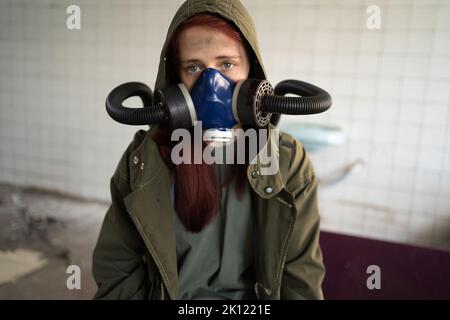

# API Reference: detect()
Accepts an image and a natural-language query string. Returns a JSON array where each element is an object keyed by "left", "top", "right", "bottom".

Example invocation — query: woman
[{"left": 92, "top": 0, "right": 325, "bottom": 300}]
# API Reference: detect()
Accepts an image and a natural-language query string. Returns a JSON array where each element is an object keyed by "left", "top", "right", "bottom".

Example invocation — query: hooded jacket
[{"left": 92, "top": 0, "right": 325, "bottom": 300}]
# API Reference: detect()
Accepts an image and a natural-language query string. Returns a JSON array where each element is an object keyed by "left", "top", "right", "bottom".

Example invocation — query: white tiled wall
[{"left": 0, "top": 0, "right": 449, "bottom": 250}]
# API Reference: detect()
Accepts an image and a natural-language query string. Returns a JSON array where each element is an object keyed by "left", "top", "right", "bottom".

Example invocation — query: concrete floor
[{"left": 0, "top": 183, "right": 107, "bottom": 299}]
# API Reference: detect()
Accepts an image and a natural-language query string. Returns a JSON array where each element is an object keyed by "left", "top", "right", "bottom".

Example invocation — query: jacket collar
[
  {"left": 246, "top": 125, "right": 286, "bottom": 201},
  {"left": 129, "top": 125, "right": 288, "bottom": 201}
]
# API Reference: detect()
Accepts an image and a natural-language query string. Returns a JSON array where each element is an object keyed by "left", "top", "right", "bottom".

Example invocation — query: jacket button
[
  {"left": 265, "top": 186, "right": 273, "bottom": 194},
  {"left": 133, "top": 156, "right": 139, "bottom": 165},
  {"left": 251, "top": 170, "right": 260, "bottom": 178}
]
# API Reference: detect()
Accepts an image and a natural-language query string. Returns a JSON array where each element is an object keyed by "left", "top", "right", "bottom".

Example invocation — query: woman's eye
[
  {"left": 187, "top": 65, "right": 200, "bottom": 73},
  {"left": 222, "top": 62, "right": 235, "bottom": 70}
]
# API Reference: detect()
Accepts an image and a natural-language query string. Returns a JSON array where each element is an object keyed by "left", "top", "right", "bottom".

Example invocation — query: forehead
[{"left": 177, "top": 26, "right": 244, "bottom": 60}]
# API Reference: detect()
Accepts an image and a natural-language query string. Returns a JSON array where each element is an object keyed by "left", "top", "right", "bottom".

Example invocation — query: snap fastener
[
  {"left": 255, "top": 282, "right": 272, "bottom": 298},
  {"left": 140, "top": 162, "right": 145, "bottom": 170},
  {"left": 265, "top": 186, "right": 273, "bottom": 194},
  {"left": 251, "top": 170, "right": 260, "bottom": 178},
  {"left": 133, "top": 156, "right": 139, "bottom": 165}
]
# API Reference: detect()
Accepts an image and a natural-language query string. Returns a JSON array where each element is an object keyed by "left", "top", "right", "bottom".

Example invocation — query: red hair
[{"left": 154, "top": 14, "right": 248, "bottom": 233}]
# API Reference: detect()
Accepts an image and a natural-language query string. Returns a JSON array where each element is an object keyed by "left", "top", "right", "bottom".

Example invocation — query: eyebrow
[{"left": 180, "top": 55, "right": 241, "bottom": 64}]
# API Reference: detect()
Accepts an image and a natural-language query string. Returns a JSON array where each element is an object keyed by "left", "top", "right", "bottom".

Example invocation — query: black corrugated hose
[
  {"left": 262, "top": 80, "right": 332, "bottom": 115},
  {"left": 105, "top": 82, "right": 166, "bottom": 125}
]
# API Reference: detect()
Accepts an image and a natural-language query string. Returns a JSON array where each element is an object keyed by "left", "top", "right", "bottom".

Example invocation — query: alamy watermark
[
  {"left": 366, "top": 264, "right": 381, "bottom": 290},
  {"left": 366, "top": 5, "right": 381, "bottom": 30},
  {"left": 66, "top": 5, "right": 81, "bottom": 30},
  {"left": 66, "top": 264, "right": 81, "bottom": 290},
  {"left": 170, "top": 122, "right": 280, "bottom": 176}
]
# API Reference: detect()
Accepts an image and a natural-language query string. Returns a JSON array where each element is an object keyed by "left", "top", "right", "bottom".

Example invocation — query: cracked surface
[{"left": 0, "top": 183, "right": 107, "bottom": 299}]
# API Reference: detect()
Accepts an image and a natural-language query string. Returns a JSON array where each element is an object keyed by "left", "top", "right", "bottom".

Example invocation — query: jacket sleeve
[
  {"left": 91, "top": 132, "right": 149, "bottom": 299},
  {"left": 281, "top": 140, "right": 325, "bottom": 300}
]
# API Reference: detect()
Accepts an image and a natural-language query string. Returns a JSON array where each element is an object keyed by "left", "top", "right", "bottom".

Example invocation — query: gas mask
[
  {"left": 190, "top": 68, "right": 238, "bottom": 142},
  {"left": 105, "top": 68, "right": 333, "bottom": 141}
]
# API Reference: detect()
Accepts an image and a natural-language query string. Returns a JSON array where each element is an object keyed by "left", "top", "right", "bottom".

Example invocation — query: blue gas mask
[{"left": 190, "top": 68, "right": 238, "bottom": 142}]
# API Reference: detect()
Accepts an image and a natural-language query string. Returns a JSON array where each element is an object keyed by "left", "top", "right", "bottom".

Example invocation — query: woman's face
[{"left": 177, "top": 26, "right": 250, "bottom": 91}]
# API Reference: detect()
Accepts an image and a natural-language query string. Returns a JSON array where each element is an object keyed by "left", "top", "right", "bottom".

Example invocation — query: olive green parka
[{"left": 92, "top": 0, "right": 325, "bottom": 300}]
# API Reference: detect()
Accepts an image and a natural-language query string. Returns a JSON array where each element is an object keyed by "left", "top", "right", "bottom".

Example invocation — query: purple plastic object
[{"left": 320, "top": 231, "right": 450, "bottom": 299}]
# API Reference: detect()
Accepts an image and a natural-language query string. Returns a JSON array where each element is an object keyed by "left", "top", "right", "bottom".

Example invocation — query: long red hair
[{"left": 153, "top": 14, "right": 248, "bottom": 233}]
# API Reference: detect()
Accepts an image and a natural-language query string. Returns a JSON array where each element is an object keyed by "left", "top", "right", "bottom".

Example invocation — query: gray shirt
[{"left": 171, "top": 163, "right": 256, "bottom": 300}]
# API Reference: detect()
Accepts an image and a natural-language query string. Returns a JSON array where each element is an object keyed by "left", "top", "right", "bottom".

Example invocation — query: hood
[{"left": 154, "top": 0, "right": 267, "bottom": 92}]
